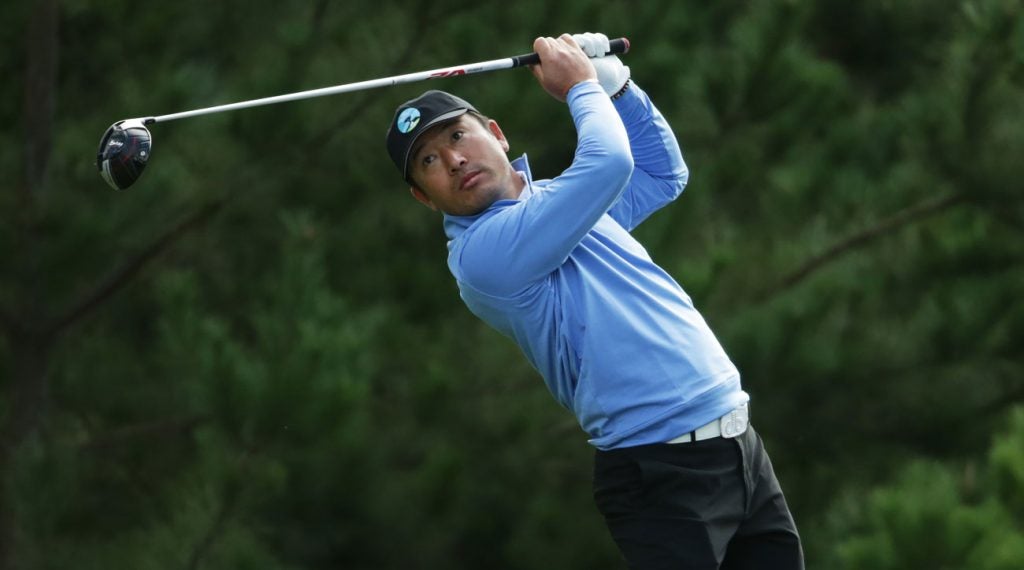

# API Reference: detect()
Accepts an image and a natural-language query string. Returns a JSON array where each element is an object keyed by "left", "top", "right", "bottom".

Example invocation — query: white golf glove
[{"left": 572, "top": 32, "right": 630, "bottom": 97}]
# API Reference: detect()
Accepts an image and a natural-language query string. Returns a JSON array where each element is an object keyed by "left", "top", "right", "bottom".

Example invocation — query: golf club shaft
[{"left": 145, "top": 38, "right": 629, "bottom": 125}]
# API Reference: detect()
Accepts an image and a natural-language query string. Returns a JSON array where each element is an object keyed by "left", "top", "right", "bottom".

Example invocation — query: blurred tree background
[{"left": 1, "top": 0, "right": 1022, "bottom": 568}]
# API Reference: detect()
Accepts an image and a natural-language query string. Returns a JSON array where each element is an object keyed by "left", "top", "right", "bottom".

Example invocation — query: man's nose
[{"left": 443, "top": 148, "right": 467, "bottom": 173}]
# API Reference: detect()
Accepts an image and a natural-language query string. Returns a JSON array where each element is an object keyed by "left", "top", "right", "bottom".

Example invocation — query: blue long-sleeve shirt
[{"left": 442, "top": 80, "right": 748, "bottom": 449}]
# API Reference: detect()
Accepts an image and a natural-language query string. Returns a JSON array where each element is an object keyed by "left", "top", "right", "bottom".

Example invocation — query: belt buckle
[{"left": 720, "top": 402, "right": 749, "bottom": 439}]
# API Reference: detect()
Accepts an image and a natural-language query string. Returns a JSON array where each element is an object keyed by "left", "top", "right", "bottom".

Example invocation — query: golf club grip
[{"left": 511, "top": 37, "right": 630, "bottom": 68}]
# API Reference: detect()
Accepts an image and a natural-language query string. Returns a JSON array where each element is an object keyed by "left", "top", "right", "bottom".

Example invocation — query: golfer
[{"left": 385, "top": 33, "right": 803, "bottom": 569}]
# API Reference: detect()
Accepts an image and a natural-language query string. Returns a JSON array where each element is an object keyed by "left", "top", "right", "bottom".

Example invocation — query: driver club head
[{"left": 96, "top": 118, "right": 152, "bottom": 190}]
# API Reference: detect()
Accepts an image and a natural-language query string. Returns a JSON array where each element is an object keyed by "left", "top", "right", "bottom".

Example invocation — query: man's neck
[{"left": 509, "top": 165, "right": 527, "bottom": 199}]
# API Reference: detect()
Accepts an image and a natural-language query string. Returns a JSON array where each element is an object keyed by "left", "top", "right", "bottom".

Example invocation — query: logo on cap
[{"left": 397, "top": 108, "right": 421, "bottom": 134}]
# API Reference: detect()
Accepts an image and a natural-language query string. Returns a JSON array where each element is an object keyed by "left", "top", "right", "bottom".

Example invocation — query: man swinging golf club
[{"left": 386, "top": 33, "right": 804, "bottom": 569}]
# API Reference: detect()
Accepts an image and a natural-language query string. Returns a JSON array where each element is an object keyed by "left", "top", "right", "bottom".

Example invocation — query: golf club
[{"left": 97, "top": 38, "right": 630, "bottom": 191}]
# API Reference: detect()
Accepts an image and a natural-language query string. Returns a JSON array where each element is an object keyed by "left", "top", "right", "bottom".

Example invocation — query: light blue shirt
[{"left": 442, "top": 80, "right": 748, "bottom": 449}]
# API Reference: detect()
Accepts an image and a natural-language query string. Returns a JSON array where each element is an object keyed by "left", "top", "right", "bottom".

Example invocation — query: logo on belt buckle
[{"left": 720, "top": 403, "right": 749, "bottom": 438}]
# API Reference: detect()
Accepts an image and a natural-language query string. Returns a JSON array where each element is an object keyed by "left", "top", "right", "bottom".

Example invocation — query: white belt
[{"left": 667, "top": 403, "right": 749, "bottom": 444}]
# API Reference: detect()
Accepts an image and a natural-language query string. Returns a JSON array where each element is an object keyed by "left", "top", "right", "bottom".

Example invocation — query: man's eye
[
  {"left": 452, "top": 130, "right": 464, "bottom": 141},
  {"left": 422, "top": 154, "right": 436, "bottom": 166}
]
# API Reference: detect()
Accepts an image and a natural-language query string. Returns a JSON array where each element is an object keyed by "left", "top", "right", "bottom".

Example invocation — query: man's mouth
[{"left": 460, "top": 170, "right": 482, "bottom": 190}]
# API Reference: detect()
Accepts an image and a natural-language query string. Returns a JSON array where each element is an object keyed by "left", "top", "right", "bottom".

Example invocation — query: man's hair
[{"left": 466, "top": 110, "right": 490, "bottom": 128}]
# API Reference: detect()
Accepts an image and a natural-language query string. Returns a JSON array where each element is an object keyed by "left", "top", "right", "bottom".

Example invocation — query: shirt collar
[{"left": 442, "top": 153, "right": 534, "bottom": 239}]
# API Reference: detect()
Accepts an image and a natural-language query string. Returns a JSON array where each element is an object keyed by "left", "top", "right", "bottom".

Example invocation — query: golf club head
[{"left": 96, "top": 118, "right": 152, "bottom": 190}]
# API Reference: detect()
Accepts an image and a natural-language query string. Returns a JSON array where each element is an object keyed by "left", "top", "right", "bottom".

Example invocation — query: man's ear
[
  {"left": 488, "top": 119, "right": 510, "bottom": 153},
  {"left": 409, "top": 186, "right": 437, "bottom": 211}
]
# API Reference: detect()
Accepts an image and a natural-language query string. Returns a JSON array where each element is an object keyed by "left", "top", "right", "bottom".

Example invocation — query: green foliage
[
  {"left": 1, "top": 0, "right": 1023, "bottom": 568},
  {"left": 825, "top": 407, "right": 1024, "bottom": 570},
  {"left": 991, "top": 408, "right": 1024, "bottom": 525}
]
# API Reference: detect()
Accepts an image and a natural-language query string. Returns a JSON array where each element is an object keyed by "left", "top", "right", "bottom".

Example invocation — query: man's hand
[
  {"left": 529, "top": 34, "right": 598, "bottom": 102},
  {"left": 572, "top": 32, "right": 630, "bottom": 97}
]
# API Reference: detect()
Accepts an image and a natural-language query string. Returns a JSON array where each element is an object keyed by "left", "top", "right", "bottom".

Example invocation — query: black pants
[{"left": 593, "top": 425, "right": 803, "bottom": 569}]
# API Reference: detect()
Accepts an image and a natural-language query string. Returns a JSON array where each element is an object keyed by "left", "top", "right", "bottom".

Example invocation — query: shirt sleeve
[
  {"left": 606, "top": 82, "right": 689, "bottom": 232},
  {"left": 450, "top": 81, "right": 634, "bottom": 298}
]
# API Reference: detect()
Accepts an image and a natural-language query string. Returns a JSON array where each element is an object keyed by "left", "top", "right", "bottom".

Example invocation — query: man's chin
[{"left": 446, "top": 194, "right": 490, "bottom": 217}]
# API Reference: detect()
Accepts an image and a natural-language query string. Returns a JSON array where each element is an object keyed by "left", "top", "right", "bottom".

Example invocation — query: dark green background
[{"left": 2, "top": 0, "right": 1023, "bottom": 568}]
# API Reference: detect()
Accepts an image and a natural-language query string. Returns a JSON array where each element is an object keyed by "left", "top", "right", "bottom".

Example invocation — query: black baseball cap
[{"left": 386, "top": 90, "right": 478, "bottom": 183}]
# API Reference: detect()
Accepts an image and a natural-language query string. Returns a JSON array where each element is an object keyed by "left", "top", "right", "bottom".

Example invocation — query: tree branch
[
  {"left": 44, "top": 198, "right": 227, "bottom": 337},
  {"left": 305, "top": 0, "right": 482, "bottom": 150},
  {"left": 758, "top": 191, "right": 968, "bottom": 301},
  {"left": 310, "top": 0, "right": 330, "bottom": 37},
  {"left": 859, "top": 381, "right": 1024, "bottom": 456},
  {"left": 185, "top": 484, "right": 238, "bottom": 570},
  {"left": 184, "top": 447, "right": 256, "bottom": 570},
  {"left": 1, "top": 3, "right": 58, "bottom": 568},
  {"left": 978, "top": 201, "right": 1024, "bottom": 234},
  {"left": 78, "top": 415, "right": 210, "bottom": 451},
  {"left": 21, "top": 0, "right": 58, "bottom": 201}
]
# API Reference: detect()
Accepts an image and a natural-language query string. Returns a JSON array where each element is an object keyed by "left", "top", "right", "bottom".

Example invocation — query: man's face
[{"left": 408, "top": 114, "right": 521, "bottom": 216}]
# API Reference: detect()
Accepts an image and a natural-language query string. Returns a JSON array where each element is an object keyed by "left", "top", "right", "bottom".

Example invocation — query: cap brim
[{"left": 402, "top": 108, "right": 471, "bottom": 182}]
